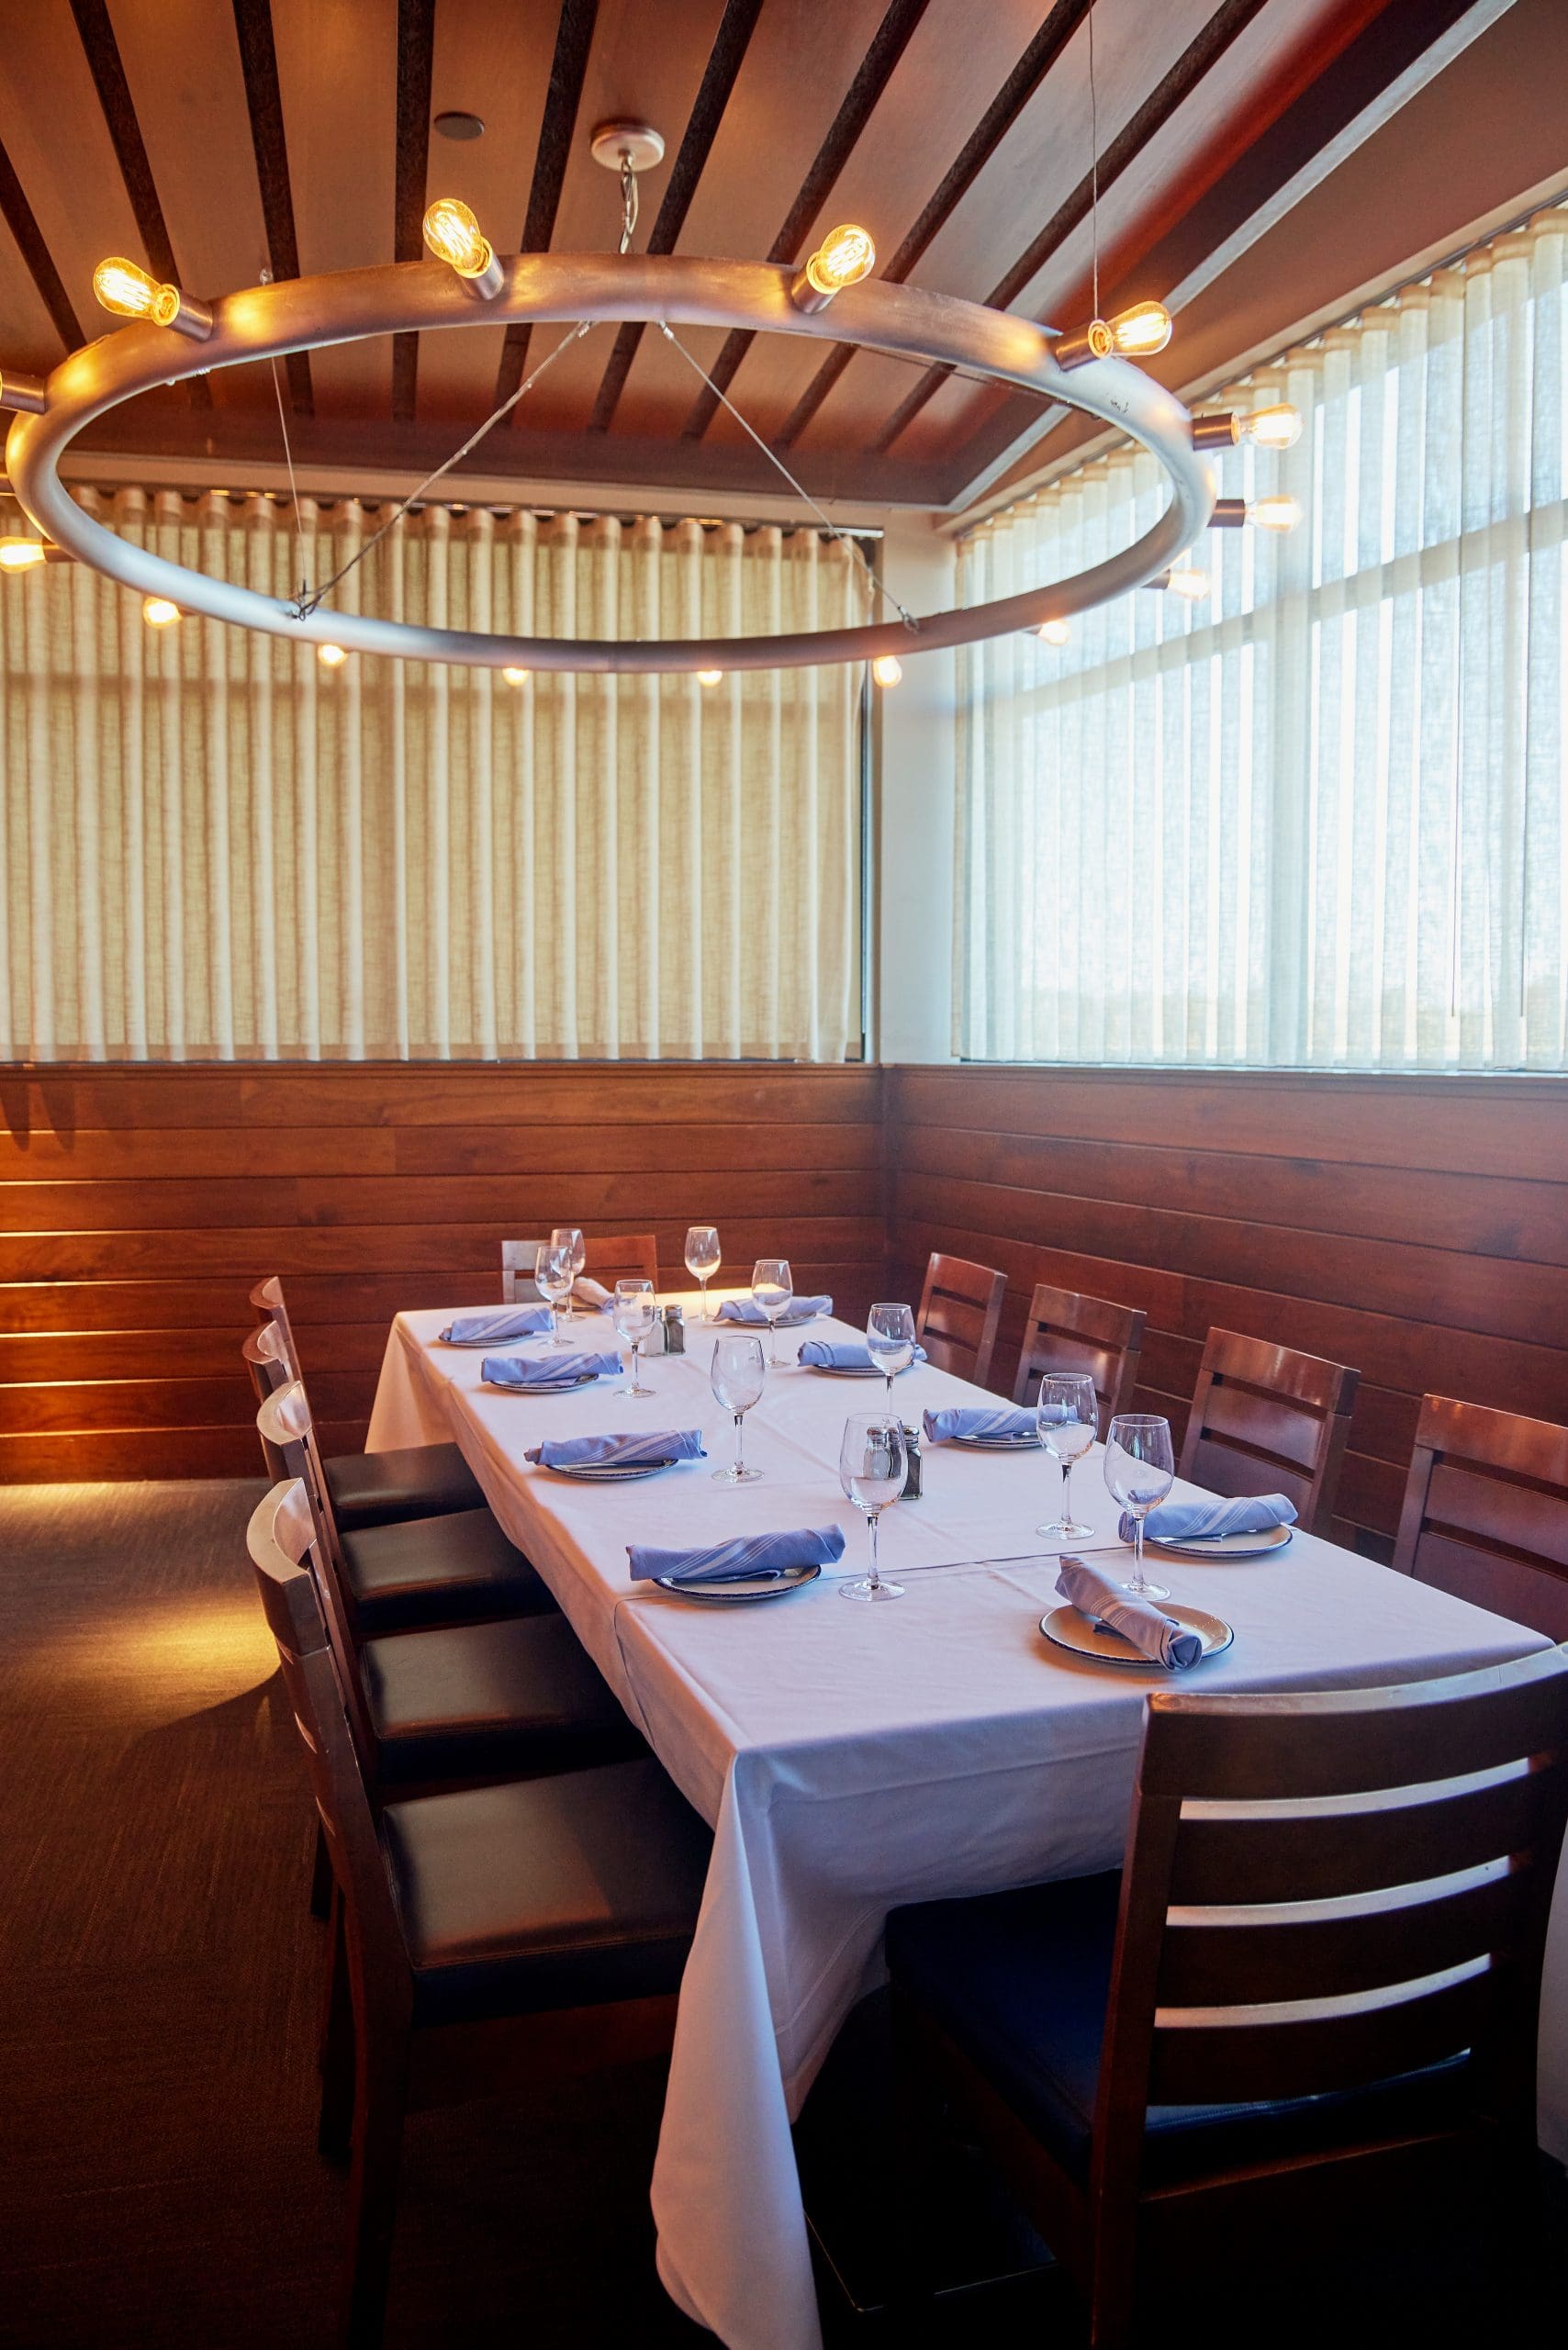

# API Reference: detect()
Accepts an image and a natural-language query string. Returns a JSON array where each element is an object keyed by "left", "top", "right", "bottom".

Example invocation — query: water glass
[
  {"left": 1103, "top": 1414, "right": 1176, "bottom": 1599},
  {"left": 1037, "top": 1371, "right": 1098, "bottom": 1539},
  {"left": 551, "top": 1226, "right": 587, "bottom": 1322},
  {"left": 534, "top": 1241, "right": 575, "bottom": 1347},
  {"left": 685, "top": 1225, "right": 722, "bottom": 1322},
  {"left": 612, "top": 1278, "right": 657, "bottom": 1399},
  {"left": 710, "top": 1335, "right": 766, "bottom": 1484},
  {"left": 751, "top": 1258, "right": 793, "bottom": 1366},
  {"left": 866, "top": 1303, "right": 916, "bottom": 1401},
  {"left": 837, "top": 1415, "right": 907, "bottom": 1602}
]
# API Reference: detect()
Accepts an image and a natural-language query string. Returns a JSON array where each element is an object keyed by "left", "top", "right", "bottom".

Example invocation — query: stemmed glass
[
  {"left": 1037, "top": 1371, "right": 1099, "bottom": 1539},
  {"left": 612, "top": 1279, "right": 657, "bottom": 1399},
  {"left": 711, "top": 1336, "right": 765, "bottom": 1484},
  {"left": 685, "top": 1225, "right": 722, "bottom": 1323},
  {"left": 534, "top": 1241, "right": 575, "bottom": 1348},
  {"left": 1103, "top": 1414, "right": 1176, "bottom": 1601},
  {"left": 751, "top": 1258, "right": 793, "bottom": 1366},
  {"left": 838, "top": 1415, "right": 907, "bottom": 1602},
  {"left": 866, "top": 1304, "right": 917, "bottom": 1402},
  {"left": 551, "top": 1226, "right": 587, "bottom": 1323}
]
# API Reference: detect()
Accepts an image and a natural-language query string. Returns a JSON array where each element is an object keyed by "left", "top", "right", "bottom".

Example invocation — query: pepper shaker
[
  {"left": 901, "top": 1422, "right": 923, "bottom": 1500},
  {"left": 663, "top": 1304, "right": 686, "bottom": 1355}
]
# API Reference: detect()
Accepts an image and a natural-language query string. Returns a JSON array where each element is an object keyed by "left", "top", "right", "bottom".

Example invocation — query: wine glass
[
  {"left": 751, "top": 1258, "right": 793, "bottom": 1366},
  {"left": 838, "top": 1415, "right": 907, "bottom": 1602},
  {"left": 1037, "top": 1371, "right": 1099, "bottom": 1539},
  {"left": 551, "top": 1226, "right": 587, "bottom": 1322},
  {"left": 866, "top": 1303, "right": 916, "bottom": 1402},
  {"left": 534, "top": 1241, "right": 575, "bottom": 1348},
  {"left": 612, "top": 1278, "right": 657, "bottom": 1399},
  {"left": 710, "top": 1335, "right": 766, "bottom": 1484},
  {"left": 685, "top": 1225, "right": 722, "bottom": 1323},
  {"left": 1104, "top": 1415, "right": 1176, "bottom": 1600}
]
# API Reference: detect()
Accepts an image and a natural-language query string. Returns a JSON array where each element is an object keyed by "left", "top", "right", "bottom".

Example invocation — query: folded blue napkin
[
  {"left": 525, "top": 1428, "right": 706, "bottom": 1470},
  {"left": 799, "top": 1339, "right": 927, "bottom": 1372},
  {"left": 480, "top": 1351, "right": 621, "bottom": 1390},
  {"left": 1056, "top": 1555, "right": 1203, "bottom": 1670},
  {"left": 442, "top": 1306, "right": 553, "bottom": 1345},
  {"left": 923, "top": 1405, "right": 1038, "bottom": 1444},
  {"left": 573, "top": 1279, "right": 615, "bottom": 1310},
  {"left": 1126, "top": 1492, "right": 1298, "bottom": 1545},
  {"left": 717, "top": 1295, "right": 833, "bottom": 1326},
  {"left": 629, "top": 1523, "right": 846, "bottom": 1585}
]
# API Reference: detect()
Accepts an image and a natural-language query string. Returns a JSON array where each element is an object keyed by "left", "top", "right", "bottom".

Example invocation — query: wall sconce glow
[
  {"left": 1241, "top": 403, "right": 1302, "bottom": 450},
  {"left": 1165, "top": 565, "right": 1210, "bottom": 601},
  {"left": 791, "top": 224, "right": 875, "bottom": 313},
  {"left": 94, "top": 256, "right": 212, "bottom": 340},
  {"left": 421, "top": 199, "right": 504, "bottom": 298},
  {"left": 501, "top": 666, "right": 530, "bottom": 686},
  {"left": 0, "top": 537, "right": 49, "bottom": 571},
  {"left": 1108, "top": 301, "right": 1172, "bottom": 357},
  {"left": 317, "top": 643, "right": 348, "bottom": 667},
  {"left": 871, "top": 654, "right": 902, "bottom": 688},
  {"left": 1250, "top": 493, "right": 1303, "bottom": 534},
  {"left": 142, "top": 596, "right": 181, "bottom": 626},
  {"left": 1036, "top": 618, "right": 1070, "bottom": 644},
  {"left": 696, "top": 668, "right": 724, "bottom": 687}
]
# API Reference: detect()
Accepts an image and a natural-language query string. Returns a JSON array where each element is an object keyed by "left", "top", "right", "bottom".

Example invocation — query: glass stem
[
  {"left": 1132, "top": 1513, "right": 1146, "bottom": 1592},
  {"left": 734, "top": 1411, "right": 745, "bottom": 1477},
  {"left": 868, "top": 1508, "right": 881, "bottom": 1592},
  {"left": 550, "top": 1300, "right": 560, "bottom": 1345},
  {"left": 1062, "top": 1459, "right": 1074, "bottom": 1524},
  {"left": 700, "top": 1275, "right": 709, "bottom": 1323}
]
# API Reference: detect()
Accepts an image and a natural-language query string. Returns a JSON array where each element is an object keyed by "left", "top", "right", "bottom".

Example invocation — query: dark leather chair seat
[
  {"left": 383, "top": 1756, "right": 711, "bottom": 2026},
  {"left": 325, "top": 1440, "right": 486, "bottom": 1533},
  {"left": 886, "top": 1870, "right": 1473, "bottom": 2190},
  {"left": 361, "top": 1612, "right": 645, "bottom": 1788},
  {"left": 340, "top": 1506, "right": 555, "bottom": 1636}
]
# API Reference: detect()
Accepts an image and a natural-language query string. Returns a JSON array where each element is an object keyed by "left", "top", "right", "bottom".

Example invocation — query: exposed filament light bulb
[
  {"left": 94, "top": 255, "right": 211, "bottom": 339},
  {"left": 790, "top": 223, "right": 875, "bottom": 312},
  {"left": 1107, "top": 300, "right": 1172, "bottom": 356},
  {"left": 142, "top": 596, "right": 181, "bottom": 626},
  {"left": 1250, "top": 493, "right": 1303, "bottom": 534},
  {"left": 1241, "top": 402, "right": 1302, "bottom": 451},
  {"left": 501, "top": 666, "right": 530, "bottom": 686},
  {"left": 870, "top": 653, "right": 902, "bottom": 688},
  {"left": 421, "top": 198, "right": 504, "bottom": 298},
  {"left": 0, "top": 537, "right": 49, "bottom": 572},
  {"left": 1036, "top": 618, "right": 1070, "bottom": 645},
  {"left": 696, "top": 668, "right": 724, "bottom": 688},
  {"left": 317, "top": 643, "right": 348, "bottom": 667},
  {"left": 1165, "top": 565, "right": 1210, "bottom": 601}
]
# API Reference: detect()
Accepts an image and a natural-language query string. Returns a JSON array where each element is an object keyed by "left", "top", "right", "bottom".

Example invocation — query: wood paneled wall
[
  {"left": 0, "top": 1065, "right": 883, "bottom": 1483},
  {"left": 886, "top": 1067, "right": 1568, "bottom": 1557}
]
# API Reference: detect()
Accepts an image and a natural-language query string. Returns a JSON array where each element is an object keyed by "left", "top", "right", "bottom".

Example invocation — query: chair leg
[
  {"left": 342, "top": 2026, "right": 410, "bottom": 2350},
  {"left": 318, "top": 1900, "right": 355, "bottom": 2165},
  {"left": 309, "top": 1816, "right": 333, "bottom": 1921}
]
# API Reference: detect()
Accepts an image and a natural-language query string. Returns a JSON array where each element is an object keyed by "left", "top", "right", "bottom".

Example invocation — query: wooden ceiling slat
[
  {"left": 0, "top": 134, "right": 82, "bottom": 351},
  {"left": 391, "top": 0, "right": 435, "bottom": 424},
  {"left": 678, "top": 0, "right": 934, "bottom": 442},
  {"left": 68, "top": 0, "right": 209, "bottom": 407},
  {"left": 491, "top": 0, "right": 600, "bottom": 408},
  {"left": 230, "top": 0, "right": 312, "bottom": 414},
  {"left": 586, "top": 0, "right": 766, "bottom": 435}
]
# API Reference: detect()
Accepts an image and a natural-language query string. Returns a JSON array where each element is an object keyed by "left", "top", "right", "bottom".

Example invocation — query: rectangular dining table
[{"left": 367, "top": 1296, "right": 1561, "bottom": 2350}]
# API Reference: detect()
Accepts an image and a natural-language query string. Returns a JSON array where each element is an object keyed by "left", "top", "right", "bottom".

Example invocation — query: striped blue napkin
[
  {"left": 716, "top": 1296, "right": 833, "bottom": 1326},
  {"left": 525, "top": 1428, "right": 706, "bottom": 1470},
  {"left": 480, "top": 1351, "right": 620, "bottom": 1391},
  {"left": 1127, "top": 1493, "right": 1297, "bottom": 1545},
  {"left": 442, "top": 1306, "right": 553, "bottom": 1345},
  {"left": 1056, "top": 1555, "right": 1203, "bottom": 1670},
  {"left": 923, "top": 1405, "right": 1037, "bottom": 1444},
  {"left": 799, "top": 1339, "right": 927, "bottom": 1372},
  {"left": 629, "top": 1523, "right": 846, "bottom": 1585}
]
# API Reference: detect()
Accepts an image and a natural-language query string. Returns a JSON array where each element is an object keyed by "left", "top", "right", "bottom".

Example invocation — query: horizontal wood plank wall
[
  {"left": 885, "top": 1067, "right": 1568, "bottom": 1558},
  {"left": 0, "top": 1065, "right": 884, "bottom": 1483}
]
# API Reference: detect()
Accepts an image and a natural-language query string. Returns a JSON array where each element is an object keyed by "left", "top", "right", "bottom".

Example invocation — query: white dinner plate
[
  {"left": 1038, "top": 1601, "right": 1234, "bottom": 1669},
  {"left": 652, "top": 1563, "right": 822, "bottom": 1603},
  {"left": 481, "top": 1369, "right": 604, "bottom": 1394},
  {"left": 542, "top": 1457, "right": 684, "bottom": 1482},
  {"left": 949, "top": 1432, "right": 1040, "bottom": 1452},
  {"left": 1145, "top": 1525, "right": 1294, "bottom": 1559},
  {"left": 441, "top": 1329, "right": 551, "bottom": 1348}
]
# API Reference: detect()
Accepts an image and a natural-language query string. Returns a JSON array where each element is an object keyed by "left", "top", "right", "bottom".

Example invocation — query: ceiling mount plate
[{"left": 589, "top": 118, "right": 666, "bottom": 173}]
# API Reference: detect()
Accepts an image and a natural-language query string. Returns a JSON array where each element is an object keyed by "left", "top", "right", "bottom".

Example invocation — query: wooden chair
[
  {"left": 1394, "top": 1394, "right": 1568, "bottom": 1639},
  {"left": 499, "top": 1238, "right": 546, "bottom": 1304},
  {"left": 248, "top": 1477, "right": 710, "bottom": 2349},
  {"left": 1011, "top": 1281, "right": 1146, "bottom": 1437},
  {"left": 502, "top": 1232, "right": 658, "bottom": 1302},
  {"left": 1177, "top": 1326, "right": 1359, "bottom": 1537},
  {"left": 915, "top": 1252, "right": 1007, "bottom": 1386},
  {"left": 889, "top": 1644, "right": 1568, "bottom": 2349}
]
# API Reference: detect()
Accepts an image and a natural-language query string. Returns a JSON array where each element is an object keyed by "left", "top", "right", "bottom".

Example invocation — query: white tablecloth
[{"left": 368, "top": 1300, "right": 1558, "bottom": 2350}]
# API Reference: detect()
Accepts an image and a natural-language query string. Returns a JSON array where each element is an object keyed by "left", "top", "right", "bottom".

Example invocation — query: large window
[{"left": 955, "top": 200, "right": 1568, "bottom": 1071}]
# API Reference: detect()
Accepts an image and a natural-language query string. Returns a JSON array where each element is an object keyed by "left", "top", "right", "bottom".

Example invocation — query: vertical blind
[
  {"left": 0, "top": 492, "right": 863, "bottom": 1062},
  {"left": 955, "top": 198, "right": 1568, "bottom": 1070}
]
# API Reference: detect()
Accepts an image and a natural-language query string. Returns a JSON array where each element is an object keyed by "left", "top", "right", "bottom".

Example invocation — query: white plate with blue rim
[{"left": 1144, "top": 1526, "right": 1293, "bottom": 1559}]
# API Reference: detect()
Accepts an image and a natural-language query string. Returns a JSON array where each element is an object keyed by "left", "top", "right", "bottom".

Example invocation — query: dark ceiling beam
[
  {"left": 391, "top": 0, "right": 436, "bottom": 423},
  {"left": 0, "top": 137, "right": 82, "bottom": 352},
  {"left": 775, "top": 0, "right": 1092, "bottom": 449},
  {"left": 68, "top": 0, "right": 210, "bottom": 408},
  {"left": 680, "top": 0, "right": 934, "bottom": 442},
  {"left": 230, "top": 0, "right": 312, "bottom": 415},
  {"left": 942, "top": 0, "right": 1486, "bottom": 505},
  {"left": 493, "top": 0, "right": 600, "bottom": 409},
  {"left": 870, "top": 0, "right": 1277, "bottom": 458},
  {"left": 586, "top": 0, "right": 766, "bottom": 435}
]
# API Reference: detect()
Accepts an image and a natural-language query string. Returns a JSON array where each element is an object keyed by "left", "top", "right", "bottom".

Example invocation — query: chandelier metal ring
[{"left": 5, "top": 255, "right": 1217, "bottom": 673}]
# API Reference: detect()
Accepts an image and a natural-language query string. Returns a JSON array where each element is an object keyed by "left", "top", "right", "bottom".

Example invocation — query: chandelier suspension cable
[
  {"left": 287, "top": 319, "right": 596, "bottom": 621},
  {"left": 260, "top": 267, "right": 309, "bottom": 606},
  {"left": 619, "top": 154, "right": 639, "bottom": 255},
  {"left": 656, "top": 319, "right": 919, "bottom": 634},
  {"left": 1088, "top": 0, "right": 1100, "bottom": 321}
]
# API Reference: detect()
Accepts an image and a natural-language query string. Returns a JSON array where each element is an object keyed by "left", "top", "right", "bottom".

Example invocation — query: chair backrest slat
[
  {"left": 254, "top": 1381, "right": 377, "bottom": 1776},
  {"left": 1176, "top": 1326, "right": 1358, "bottom": 1536},
  {"left": 499, "top": 1239, "right": 547, "bottom": 1304},
  {"left": 1011, "top": 1281, "right": 1145, "bottom": 1436},
  {"left": 242, "top": 1320, "right": 293, "bottom": 1416},
  {"left": 581, "top": 1231, "right": 659, "bottom": 1288},
  {"left": 1394, "top": 1395, "right": 1568, "bottom": 1639},
  {"left": 249, "top": 1274, "right": 301, "bottom": 1379},
  {"left": 915, "top": 1253, "right": 1006, "bottom": 1386},
  {"left": 1146, "top": 1964, "right": 1495, "bottom": 2107}
]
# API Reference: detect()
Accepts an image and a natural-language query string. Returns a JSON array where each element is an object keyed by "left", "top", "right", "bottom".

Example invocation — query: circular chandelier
[{"left": 0, "top": 128, "right": 1300, "bottom": 678}]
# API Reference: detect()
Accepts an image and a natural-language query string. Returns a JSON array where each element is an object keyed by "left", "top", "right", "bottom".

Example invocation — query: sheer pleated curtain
[
  {"left": 955, "top": 199, "right": 1568, "bottom": 1071},
  {"left": 0, "top": 494, "right": 863, "bottom": 1061}
]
